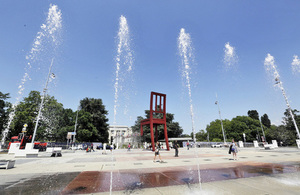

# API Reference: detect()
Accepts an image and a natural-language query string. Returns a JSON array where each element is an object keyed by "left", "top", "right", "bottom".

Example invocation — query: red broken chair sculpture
[{"left": 140, "top": 92, "right": 170, "bottom": 151}]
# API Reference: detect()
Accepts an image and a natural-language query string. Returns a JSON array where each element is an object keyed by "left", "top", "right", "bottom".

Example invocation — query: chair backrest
[{"left": 150, "top": 92, "right": 166, "bottom": 120}]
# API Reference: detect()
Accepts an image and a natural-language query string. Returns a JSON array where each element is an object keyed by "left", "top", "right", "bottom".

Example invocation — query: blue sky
[{"left": 1, "top": 1, "right": 300, "bottom": 135}]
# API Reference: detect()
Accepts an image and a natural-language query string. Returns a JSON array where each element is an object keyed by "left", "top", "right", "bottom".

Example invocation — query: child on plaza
[{"left": 127, "top": 143, "right": 131, "bottom": 151}]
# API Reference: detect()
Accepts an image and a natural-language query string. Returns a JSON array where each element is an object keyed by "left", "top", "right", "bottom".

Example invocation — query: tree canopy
[
  {"left": 261, "top": 113, "right": 271, "bottom": 128},
  {"left": 2, "top": 91, "right": 109, "bottom": 143},
  {"left": 9, "top": 91, "right": 66, "bottom": 141},
  {"left": 77, "top": 98, "right": 109, "bottom": 142},
  {"left": 206, "top": 115, "right": 266, "bottom": 142},
  {"left": 1, "top": 90, "right": 300, "bottom": 146},
  {"left": 0, "top": 92, "right": 11, "bottom": 136},
  {"left": 247, "top": 110, "right": 259, "bottom": 120}
]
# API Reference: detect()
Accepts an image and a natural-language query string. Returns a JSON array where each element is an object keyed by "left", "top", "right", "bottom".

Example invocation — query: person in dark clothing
[{"left": 174, "top": 141, "right": 179, "bottom": 157}]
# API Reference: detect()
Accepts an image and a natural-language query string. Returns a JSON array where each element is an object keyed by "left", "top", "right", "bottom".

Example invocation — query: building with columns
[{"left": 108, "top": 125, "right": 133, "bottom": 147}]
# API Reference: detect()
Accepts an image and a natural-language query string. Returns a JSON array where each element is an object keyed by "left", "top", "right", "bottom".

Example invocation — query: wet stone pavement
[
  {"left": 1, "top": 172, "right": 79, "bottom": 195},
  {"left": 62, "top": 162, "right": 300, "bottom": 194},
  {"left": 1, "top": 148, "right": 300, "bottom": 194},
  {"left": 1, "top": 162, "right": 300, "bottom": 194}
]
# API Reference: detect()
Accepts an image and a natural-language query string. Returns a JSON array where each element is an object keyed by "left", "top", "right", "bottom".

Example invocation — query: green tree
[
  {"left": 77, "top": 98, "right": 109, "bottom": 142},
  {"left": 281, "top": 109, "right": 300, "bottom": 143},
  {"left": 261, "top": 113, "right": 271, "bottom": 128},
  {"left": 132, "top": 110, "right": 183, "bottom": 143},
  {"left": 206, "top": 119, "right": 230, "bottom": 142},
  {"left": 54, "top": 108, "right": 76, "bottom": 142},
  {"left": 180, "top": 134, "right": 190, "bottom": 138},
  {"left": 229, "top": 116, "right": 262, "bottom": 142},
  {"left": 247, "top": 110, "right": 259, "bottom": 120},
  {"left": 206, "top": 116, "right": 263, "bottom": 142},
  {"left": 0, "top": 92, "right": 10, "bottom": 137},
  {"left": 9, "top": 91, "right": 66, "bottom": 142},
  {"left": 212, "top": 138, "right": 222, "bottom": 142},
  {"left": 9, "top": 91, "right": 41, "bottom": 138},
  {"left": 195, "top": 130, "right": 207, "bottom": 141},
  {"left": 265, "top": 125, "right": 290, "bottom": 145}
]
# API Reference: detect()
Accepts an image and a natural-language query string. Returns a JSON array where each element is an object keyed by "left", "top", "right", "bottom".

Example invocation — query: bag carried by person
[{"left": 228, "top": 145, "right": 232, "bottom": 154}]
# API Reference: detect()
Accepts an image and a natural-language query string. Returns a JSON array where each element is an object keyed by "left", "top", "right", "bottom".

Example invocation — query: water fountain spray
[
  {"left": 113, "top": 15, "right": 134, "bottom": 124},
  {"left": 215, "top": 93, "right": 226, "bottom": 144},
  {"left": 32, "top": 59, "right": 55, "bottom": 145},
  {"left": 0, "top": 4, "right": 62, "bottom": 151},
  {"left": 264, "top": 54, "right": 300, "bottom": 139},
  {"left": 223, "top": 42, "right": 238, "bottom": 71},
  {"left": 178, "top": 28, "right": 202, "bottom": 191},
  {"left": 291, "top": 55, "right": 300, "bottom": 74},
  {"left": 178, "top": 28, "right": 196, "bottom": 143}
]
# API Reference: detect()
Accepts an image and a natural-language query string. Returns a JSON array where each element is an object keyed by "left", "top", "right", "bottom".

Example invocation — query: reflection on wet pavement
[
  {"left": 1, "top": 162, "right": 299, "bottom": 194},
  {"left": 61, "top": 162, "right": 299, "bottom": 194},
  {"left": 1, "top": 172, "right": 79, "bottom": 195}
]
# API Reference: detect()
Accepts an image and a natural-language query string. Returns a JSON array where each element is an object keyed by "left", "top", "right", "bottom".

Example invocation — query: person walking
[
  {"left": 230, "top": 139, "right": 238, "bottom": 160},
  {"left": 91, "top": 143, "right": 95, "bottom": 152},
  {"left": 153, "top": 141, "right": 163, "bottom": 162},
  {"left": 187, "top": 141, "right": 190, "bottom": 150},
  {"left": 174, "top": 140, "right": 179, "bottom": 157},
  {"left": 127, "top": 143, "right": 131, "bottom": 151}
]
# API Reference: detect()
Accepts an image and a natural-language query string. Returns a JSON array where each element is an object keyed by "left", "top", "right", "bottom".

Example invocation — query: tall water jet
[
  {"left": 264, "top": 54, "right": 300, "bottom": 139},
  {"left": 0, "top": 4, "right": 62, "bottom": 150},
  {"left": 178, "top": 28, "right": 202, "bottom": 191},
  {"left": 113, "top": 15, "right": 134, "bottom": 124},
  {"left": 223, "top": 42, "right": 238, "bottom": 71},
  {"left": 291, "top": 55, "right": 300, "bottom": 74},
  {"left": 32, "top": 59, "right": 55, "bottom": 144},
  {"left": 177, "top": 28, "right": 196, "bottom": 143}
]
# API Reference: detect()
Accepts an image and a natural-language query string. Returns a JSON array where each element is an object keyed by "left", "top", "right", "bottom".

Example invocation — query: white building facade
[{"left": 108, "top": 125, "right": 133, "bottom": 147}]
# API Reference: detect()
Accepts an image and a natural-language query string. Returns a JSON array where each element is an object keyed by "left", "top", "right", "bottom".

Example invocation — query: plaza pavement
[{"left": 0, "top": 146, "right": 300, "bottom": 194}]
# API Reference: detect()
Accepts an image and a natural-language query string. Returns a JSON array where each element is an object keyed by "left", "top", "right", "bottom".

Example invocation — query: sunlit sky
[{"left": 1, "top": 1, "right": 300, "bottom": 135}]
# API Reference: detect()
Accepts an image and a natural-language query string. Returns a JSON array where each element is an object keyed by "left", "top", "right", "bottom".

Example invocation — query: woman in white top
[{"left": 231, "top": 139, "right": 238, "bottom": 160}]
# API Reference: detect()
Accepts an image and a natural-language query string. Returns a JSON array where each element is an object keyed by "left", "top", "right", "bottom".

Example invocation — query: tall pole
[
  {"left": 216, "top": 93, "right": 226, "bottom": 144},
  {"left": 258, "top": 114, "right": 266, "bottom": 142},
  {"left": 275, "top": 77, "right": 300, "bottom": 139},
  {"left": 73, "top": 108, "right": 79, "bottom": 146},
  {"left": 256, "top": 128, "right": 261, "bottom": 142},
  {"left": 32, "top": 58, "right": 54, "bottom": 145}
]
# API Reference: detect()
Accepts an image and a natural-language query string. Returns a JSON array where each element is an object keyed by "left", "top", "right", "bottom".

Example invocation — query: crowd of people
[{"left": 83, "top": 139, "right": 240, "bottom": 162}]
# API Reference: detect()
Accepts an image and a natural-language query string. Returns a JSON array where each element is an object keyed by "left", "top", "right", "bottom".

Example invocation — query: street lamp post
[
  {"left": 215, "top": 94, "right": 226, "bottom": 145},
  {"left": 258, "top": 114, "right": 266, "bottom": 142},
  {"left": 73, "top": 108, "right": 79, "bottom": 147}
]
